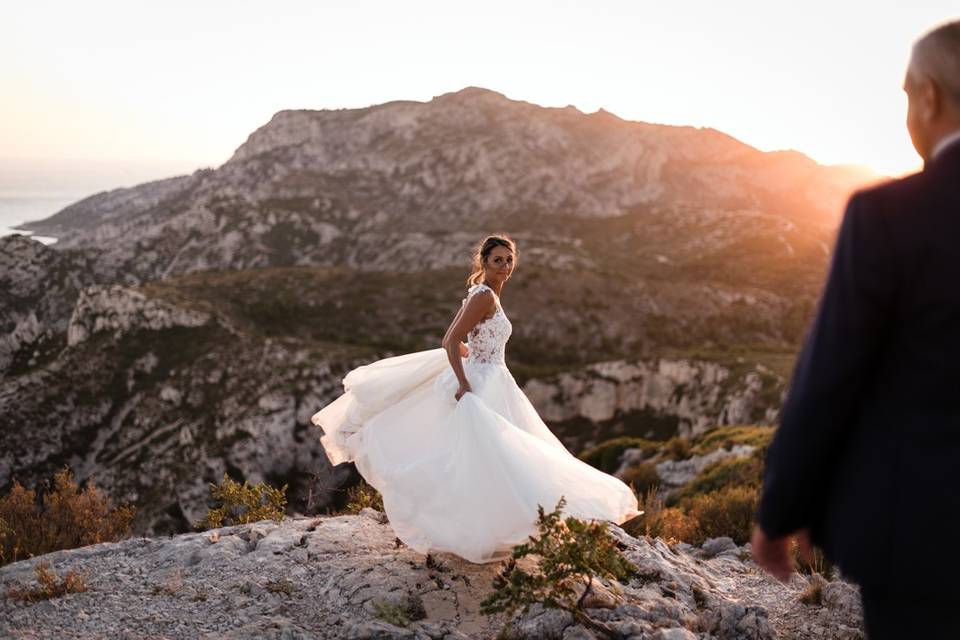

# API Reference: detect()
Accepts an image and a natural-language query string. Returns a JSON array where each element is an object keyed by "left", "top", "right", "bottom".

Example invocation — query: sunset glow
[{"left": 1, "top": 1, "right": 956, "bottom": 179}]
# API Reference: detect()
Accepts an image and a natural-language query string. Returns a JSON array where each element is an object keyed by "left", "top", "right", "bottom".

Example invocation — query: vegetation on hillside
[
  {"left": 584, "top": 426, "right": 766, "bottom": 544},
  {"left": 195, "top": 474, "right": 288, "bottom": 530},
  {"left": 0, "top": 468, "right": 134, "bottom": 567},
  {"left": 481, "top": 496, "right": 638, "bottom": 640}
]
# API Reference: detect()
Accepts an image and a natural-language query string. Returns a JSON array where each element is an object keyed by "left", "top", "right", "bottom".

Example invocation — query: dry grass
[
  {"left": 626, "top": 489, "right": 700, "bottom": 544},
  {"left": 5, "top": 561, "right": 89, "bottom": 602},
  {"left": 683, "top": 485, "right": 758, "bottom": 545},
  {"left": 620, "top": 462, "right": 662, "bottom": 500},
  {"left": 0, "top": 467, "right": 134, "bottom": 566},
  {"left": 265, "top": 578, "right": 296, "bottom": 595},
  {"left": 792, "top": 539, "right": 835, "bottom": 580},
  {"left": 799, "top": 574, "right": 827, "bottom": 605},
  {"left": 667, "top": 455, "right": 762, "bottom": 506},
  {"left": 627, "top": 484, "right": 758, "bottom": 546}
]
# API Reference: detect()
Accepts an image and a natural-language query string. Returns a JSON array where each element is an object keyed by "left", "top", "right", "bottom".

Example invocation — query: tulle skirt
[{"left": 311, "top": 348, "right": 642, "bottom": 563}]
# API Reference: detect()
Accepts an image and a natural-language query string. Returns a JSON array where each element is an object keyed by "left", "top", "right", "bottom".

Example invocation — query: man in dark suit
[{"left": 751, "top": 19, "right": 960, "bottom": 639}]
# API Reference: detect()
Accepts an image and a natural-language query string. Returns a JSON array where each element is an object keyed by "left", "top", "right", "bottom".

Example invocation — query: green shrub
[
  {"left": 372, "top": 600, "right": 413, "bottom": 627},
  {"left": 578, "top": 437, "right": 661, "bottom": 474},
  {"left": 690, "top": 425, "right": 774, "bottom": 456},
  {"left": 195, "top": 474, "right": 287, "bottom": 530},
  {"left": 0, "top": 468, "right": 134, "bottom": 566},
  {"left": 667, "top": 455, "right": 762, "bottom": 506},
  {"left": 620, "top": 462, "right": 661, "bottom": 498},
  {"left": 338, "top": 481, "right": 384, "bottom": 515},
  {"left": 481, "top": 496, "right": 637, "bottom": 640},
  {"left": 664, "top": 436, "right": 692, "bottom": 461}
]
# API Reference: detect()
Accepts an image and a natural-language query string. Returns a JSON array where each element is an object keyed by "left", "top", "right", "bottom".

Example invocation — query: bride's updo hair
[{"left": 467, "top": 234, "right": 518, "bottom": 287}]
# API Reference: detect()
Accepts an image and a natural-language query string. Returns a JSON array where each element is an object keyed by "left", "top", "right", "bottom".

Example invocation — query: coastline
[{"left": 0, "top": 195, "right": 74, "bottom": 244}]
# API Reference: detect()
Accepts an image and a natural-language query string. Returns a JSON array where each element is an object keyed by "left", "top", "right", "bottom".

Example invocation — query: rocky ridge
[
  {"left": 17, "top": 87, "right": 872, "bottom": 313},
  {"left": 0, "top": 262, "right": 786, "bottom": 534},
  {"left": 0, "top": 511, "right": 864, "bottom": 639}
]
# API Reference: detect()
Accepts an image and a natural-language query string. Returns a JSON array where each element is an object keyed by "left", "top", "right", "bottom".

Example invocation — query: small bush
[
  {"left": 684, "top": 485, "right": 758, "bottom": 545},
  {"left": 0, "top": 467, "right": 134, "bottom": 566},
  {"left": 578, "top": 437, "right": 661, "bottom": 474},
  {"left": 667, "top": 455, "right": 762, "bottom": 506},
  {"left": 620, "top": 462, "right": 661, "bottom": 498},
  {"left": 629, "top": 489, "right": 700, "bottom": 544},
  {"left": 645, "top": 507, "right": 702, "bottom": 544},
  {"left": 372, "top": 599, "right": 412, "bottom": 627},
  {"left": 341, "top": 481, "right": 384, "bottom": 515},
  {"left": 663, "top": 436, "right": 692, "bottom": 461},
  {"left": 481, "top": 496, "right": 637, "bottom": 640},
  {"left": 690, "top": 425, "right": 774, "bottom": 456},
  {"left": 265, "top": 578, "right": 296, "bottom": 595},
  {"left": 5, "top": 561, "right": 89, "bottom": 602},
  {"left": 195, "top": 474, "right": 287, "bottom": 530}
]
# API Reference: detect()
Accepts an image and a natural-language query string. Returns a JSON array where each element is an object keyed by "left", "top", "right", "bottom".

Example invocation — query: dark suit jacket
[{"left": 756, "top": 138, "right": 960, "bottom": 592}]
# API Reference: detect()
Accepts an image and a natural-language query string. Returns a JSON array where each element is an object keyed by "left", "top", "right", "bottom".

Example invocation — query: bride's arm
[
  {"left": 441, "top": 291, "right": 496, "bottom": 399},
  {"left": 442, "top": 302, "right": 470, "bottom": 358}
]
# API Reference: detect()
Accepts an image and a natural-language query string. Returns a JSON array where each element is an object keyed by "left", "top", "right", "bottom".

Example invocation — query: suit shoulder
[{"left": 848, "top": 169, "right": 935, "bottom": 215}]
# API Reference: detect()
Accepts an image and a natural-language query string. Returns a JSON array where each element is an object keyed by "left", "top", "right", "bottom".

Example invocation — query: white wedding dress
[{"left": 311, "top": 282, "right": 641, "bottom": 563}]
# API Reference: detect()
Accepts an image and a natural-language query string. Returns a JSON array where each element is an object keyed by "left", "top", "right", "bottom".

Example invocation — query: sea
[
  {"left": 0, "top": 193, "right": 83, "bottom": 244},
  {"left": 0, "top": 157, "right": 205, "bottom": 245}
]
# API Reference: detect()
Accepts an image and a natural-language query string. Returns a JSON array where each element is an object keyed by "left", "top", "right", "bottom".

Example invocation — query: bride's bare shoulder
[{"left": 462, "top": 287, "right": 496, "bottom": 317}]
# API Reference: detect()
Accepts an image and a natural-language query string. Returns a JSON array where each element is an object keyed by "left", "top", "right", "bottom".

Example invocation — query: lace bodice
[{"left": 462, "top": 283, "right": 512, "bottom": 365}]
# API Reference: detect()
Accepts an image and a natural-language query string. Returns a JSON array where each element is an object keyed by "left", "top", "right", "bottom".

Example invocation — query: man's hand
[
  {"left": 459, "top": 342, "right": 469, "bottom": 358},
  {"left": 750, "top": 524, "right": 814, "bottom": 583}
]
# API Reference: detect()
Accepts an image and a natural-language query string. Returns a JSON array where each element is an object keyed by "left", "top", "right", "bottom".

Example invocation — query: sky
[{"left": 1, "top": 1, "right": 957, "bottom": 184}]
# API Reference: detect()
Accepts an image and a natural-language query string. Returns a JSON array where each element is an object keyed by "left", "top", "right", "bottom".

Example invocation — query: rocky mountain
[
  {"left": 0, "top": 253, "right": 787, "bottom": 534},
  {"left": 2, "top": 86, "right": 880, "bottom": 534},
  {"left": 18, "top": 88, "right": 871, "bottom": 302},
  {"left": 0, "top": 511, "right": 865, "bottom": 639}
]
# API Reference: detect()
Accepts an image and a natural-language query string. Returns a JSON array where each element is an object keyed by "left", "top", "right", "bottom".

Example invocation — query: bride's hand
[
  {"left": 459, "top": 342, "right": 469, "bottom": 358},
  {"left": 455, "top": 381, "right": 472, "bottom": 401}
]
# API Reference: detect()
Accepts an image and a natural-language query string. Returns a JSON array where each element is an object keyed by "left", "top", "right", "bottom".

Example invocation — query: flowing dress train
[{"left": 311, "top": 282, "right": 641, "bottom": 563}]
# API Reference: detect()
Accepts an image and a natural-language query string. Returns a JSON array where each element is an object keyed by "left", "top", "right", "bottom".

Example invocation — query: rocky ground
[{"left": 0, "top": 511, "right": 863, "bottom": 639}]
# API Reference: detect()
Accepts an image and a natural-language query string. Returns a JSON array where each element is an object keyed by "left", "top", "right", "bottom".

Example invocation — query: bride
[{"left": 311, "top": 234, "right": 642, "bottom": 563}]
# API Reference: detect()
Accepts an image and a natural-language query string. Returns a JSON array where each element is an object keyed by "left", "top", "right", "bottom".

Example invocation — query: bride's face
[{"left": 484, "top": 246, "right": 515, "bottom": 284}]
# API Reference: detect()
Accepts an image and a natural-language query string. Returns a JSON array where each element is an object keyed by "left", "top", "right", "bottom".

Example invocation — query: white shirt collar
[{"left": 931, "top": 129, "right": 960, "bottom": 160}]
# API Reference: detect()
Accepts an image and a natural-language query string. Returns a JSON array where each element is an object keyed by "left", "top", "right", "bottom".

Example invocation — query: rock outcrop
[
  {"left": 0, "top": 512, "right": 864, "bottom": 639},
  {"left": 525, "top": 360, "right": 783, "bottom": 445},
  {"left": 0, "top": 235, "right": 106, "bottom": 378},
  {"left": 66, "top": 285, "right": 215, "bottom": 346}
]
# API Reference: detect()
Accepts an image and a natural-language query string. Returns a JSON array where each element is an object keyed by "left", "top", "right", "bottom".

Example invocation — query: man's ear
[{"left": 921, "top": 76, "right": 942, "bottom": 123}]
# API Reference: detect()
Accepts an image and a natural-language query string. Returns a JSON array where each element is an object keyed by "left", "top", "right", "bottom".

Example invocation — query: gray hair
[{"left": 910, "top": 19, "right": 960, "bottom": 107}]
